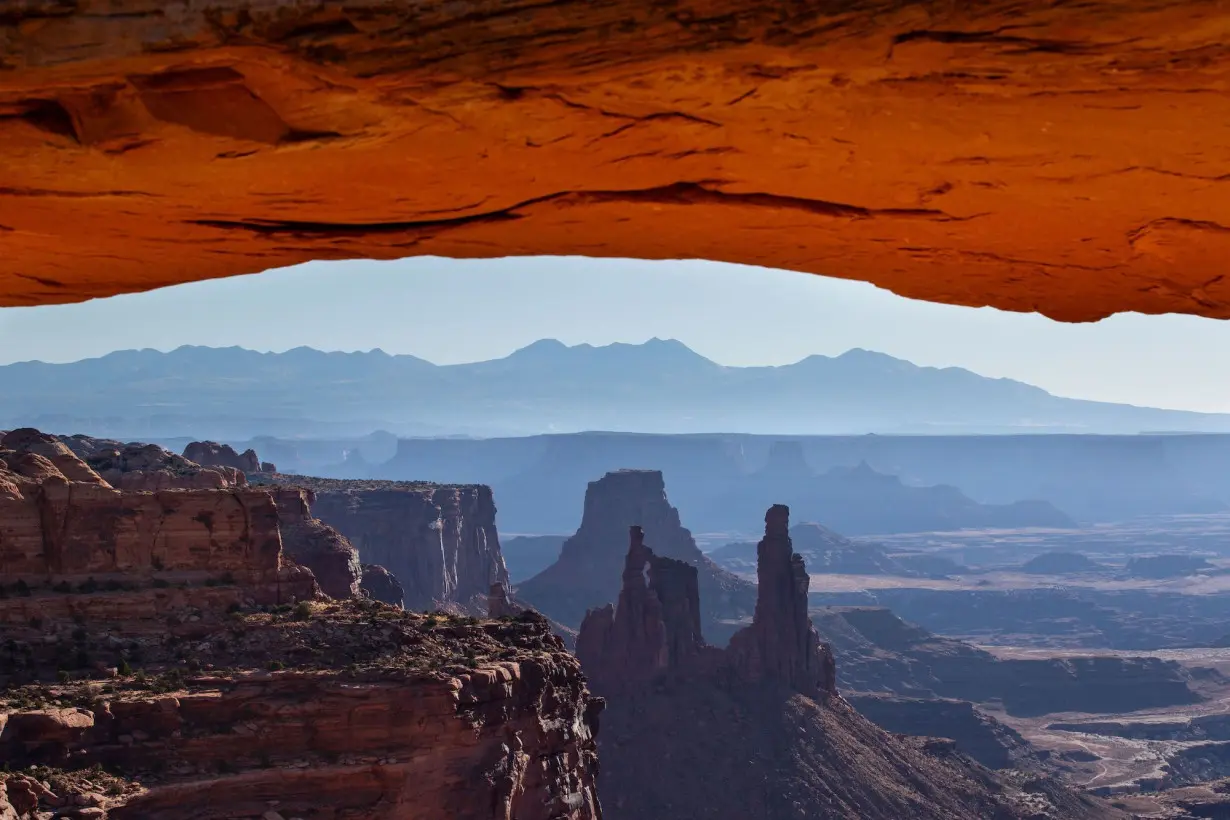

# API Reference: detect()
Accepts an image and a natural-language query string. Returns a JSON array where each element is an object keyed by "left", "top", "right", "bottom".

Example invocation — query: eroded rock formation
[
  {"left": 814, "top": 606, "right": 1208, "bottom": 717},
  {"left": 360, "top": 563, "right": 406, "bottom": 609},
  {"left": 1, "top": 3, "right": 1230, "bottom": 322},
  {"left": 727, "top": 505, "right": 835, "bottom": 698},
  {"left": 58, "top": 434, "right": 247, "bottom": 491},
  {"left": 576, "top": 506, "right": 1121, "bottom": 820},
  {"left": 268, "top": 488, "right": 363, "bottom": 601},
  {"left": 252, "top": 475, "right": 510, "bottom": 613},
  {"left": 0, "top": 433, "right": 602, "bottom": 818},
  {"left": 517, "top": 469, "right": 755, "bottom": 644},
  {"left": 0, "top": 605, "right": 602, "bottom": 820},
  {"left": 182, "top": 441, "right": 263, "bottom": 474}
]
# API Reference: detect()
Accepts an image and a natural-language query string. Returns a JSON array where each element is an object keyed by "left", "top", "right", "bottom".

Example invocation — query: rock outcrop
[
  {"left": 3, "top": 3, "right": 1230, "bottom": 325},
  {"left": 253, "top": 475, "right": 510, "bottom": 613},
  {"left": 0, "top": 604, "right": 602, "bottom": 820},
  {"left": 182, "top": 441, "right": 262, "bottom": 474},
  {"left": 487, "top": 582, "right": 517, "bottom": 620},
  {"left": 268, "top": 488, "right": 362, "bottom": 601},
  {"left": 2, "top": 429, "right": 282, "bottom": 586},
  {"left": 727, "top": 505, "right": 835, "bottom": 698},
  {"left": 577, "top": 505, "right": 1123, "bottom": 820},
  {"left": 518, "top": 470, "right": 755, "bottom": 645},
  {"left": 360, "top": 564, "right": 405, "bottom": 609},
  {"left": 0, "top": 434, "right": 602, "bottom": 819},
  {"left": 58, "top": 434, "right": 247, "bottom": 490}
]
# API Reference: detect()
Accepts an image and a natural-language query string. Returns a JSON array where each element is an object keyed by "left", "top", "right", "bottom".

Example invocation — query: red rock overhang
[{"left": 1, "top": 0, "right": 1228, "bottom": 321}]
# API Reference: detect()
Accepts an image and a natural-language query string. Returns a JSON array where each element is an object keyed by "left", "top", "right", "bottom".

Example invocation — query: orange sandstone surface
[{"left": 2, "top": 1, "right": 1230, "bottom": 320}]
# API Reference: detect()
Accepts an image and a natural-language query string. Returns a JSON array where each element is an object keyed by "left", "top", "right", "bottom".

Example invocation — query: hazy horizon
[{"left": 6, "top": 255, "right": 1230, "bottom": 412}]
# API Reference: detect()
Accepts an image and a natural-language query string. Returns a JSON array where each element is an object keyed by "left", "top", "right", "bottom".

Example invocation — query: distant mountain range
[{"left": 5, "top": 340, "right": 1230, "bottom": 438}]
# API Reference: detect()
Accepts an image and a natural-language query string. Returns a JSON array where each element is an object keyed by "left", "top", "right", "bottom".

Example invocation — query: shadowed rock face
[
  {"left": 360, "top": 563, "right": 406, "bottom": 608},
  {"left": 253, "top": 475, "right": 509, "bottom": 614},
  {"left": 575, "top": 509, "right": 1122, "bottom": 820},
  {"left": 727, "top": 505, "right": 835, "bottom": 699},
  {"left": 267, "top": 488, "right": 362, "bottom": 601},
  {"left": 577, "top": 512, "right": 833, "bottom": 697},
  {"left": 182, "top": 441, "right": 263, "bottom": 474},
  {"left": 517, "top": 469, "right": 755, "bottom": 644},
  {"left": 2, "top": 3, "right": 1229, "bottom": 321}
]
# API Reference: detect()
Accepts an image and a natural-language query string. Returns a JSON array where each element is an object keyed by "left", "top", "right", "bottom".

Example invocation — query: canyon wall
[
  {"left": 1, "top": 430, "right": 281, "bottom": 584},
  {"left": 1, "top": 606, "right": 602, "bottom": 820},
  {"left": 256, "top": 476, "right": 509, "bottom": 613}
]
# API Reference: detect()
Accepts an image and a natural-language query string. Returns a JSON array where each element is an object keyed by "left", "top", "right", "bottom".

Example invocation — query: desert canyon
[{"left": 6, "top": 1, "right": 1230, "bottom": 818}]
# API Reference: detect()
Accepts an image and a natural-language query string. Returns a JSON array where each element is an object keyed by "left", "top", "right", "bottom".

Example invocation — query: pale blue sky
[{"left": 2, "top": 256, "right": 1230, "bottom": 412}]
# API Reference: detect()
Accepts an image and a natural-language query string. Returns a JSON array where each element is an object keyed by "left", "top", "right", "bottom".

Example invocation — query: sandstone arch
[{"left": 2, "top": 0, "right": 1229, "bottom": 321}]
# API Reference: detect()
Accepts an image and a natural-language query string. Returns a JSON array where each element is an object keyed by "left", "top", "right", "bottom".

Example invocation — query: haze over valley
[{"left": 7, "top": 261, "right": 1230, "bottom": 819}]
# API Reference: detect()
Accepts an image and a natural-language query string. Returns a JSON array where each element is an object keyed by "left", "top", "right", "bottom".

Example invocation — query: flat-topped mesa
[
  {"left": 518, "top": 469, "right": 755, "bottom": 642},
  {"left": 183, "top": 440, "right": 264, "bottom": 474},
  {"left": 728, "top": 505, "right": 836, "bottom": 699}
]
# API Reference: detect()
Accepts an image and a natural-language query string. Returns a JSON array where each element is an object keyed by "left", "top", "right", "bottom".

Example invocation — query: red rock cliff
[
  {"left": 257, "top": 476, "right": 509, "bottom": 613},
  {"left": 1, "top": 604, "right": 603, "bottom": 820},
  {"left": 0, "top": 430, "right": 281, "bottom": 585}
]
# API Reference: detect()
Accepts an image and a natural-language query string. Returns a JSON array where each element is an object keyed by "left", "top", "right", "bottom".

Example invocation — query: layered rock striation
[
  {"left": 0, "top": 604, "right": 603, "bottom": 820},
  {"left": 3, "top": 3, "right": 1230, "bottom": 323},
  {"left": 0, "top": 434, "right": 602, "bottom": 819},
  {"left": 253, "top": 475, "right": 509, "bottom": 613},
  {"left": 1, "top": 429, "right": 281, "bottom": 586},
  {"left": 519, "top": 469, "right": 755, "bottom": 645}
]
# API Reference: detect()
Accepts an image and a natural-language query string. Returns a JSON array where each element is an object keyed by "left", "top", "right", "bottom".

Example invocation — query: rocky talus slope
[
  {"left": 518, "top": 469, "right": 755, "bottom": 645},
  {"left": 0, "top": 429, "right": 602, "bottom": 819},
  {"left": 576, "top": 506, "right": 1124, "bottom": 820},
  {"left": 252, "top": 475, "right": 509, "bottom": 614}
]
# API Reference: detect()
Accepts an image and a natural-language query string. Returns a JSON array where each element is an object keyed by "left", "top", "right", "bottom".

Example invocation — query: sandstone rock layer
[
  {"left": 254, "top": 476, "right": 509, "bottom": 613},
  {"left": 1, "top": 605, "right": 602, "bottom": 820},
  {"left": 2, "top": 1, "right": 1230, "bottom": 321}
]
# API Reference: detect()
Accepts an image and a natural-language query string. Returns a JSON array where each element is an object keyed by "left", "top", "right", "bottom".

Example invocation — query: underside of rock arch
[{"left": 1, "top": 0, "right": 1229, "bottom": 321}]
